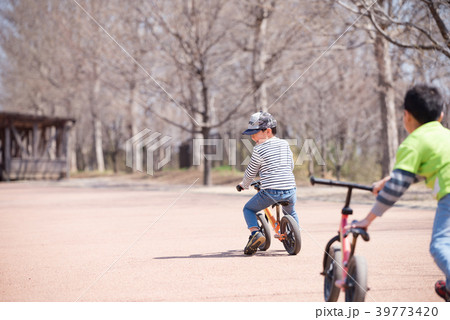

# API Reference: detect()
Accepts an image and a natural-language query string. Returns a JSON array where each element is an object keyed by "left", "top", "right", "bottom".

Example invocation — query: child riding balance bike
[{"left": 237, "top": 111, "right": 301, "bottom": 256}]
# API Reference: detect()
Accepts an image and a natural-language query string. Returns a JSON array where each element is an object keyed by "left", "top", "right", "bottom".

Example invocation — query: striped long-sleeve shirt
[
  {"left": 371, "top": 169, "right": 416, "bottom": 216},
  {"left": 242, "top": 137, "right": 296, "bottom": 190}
]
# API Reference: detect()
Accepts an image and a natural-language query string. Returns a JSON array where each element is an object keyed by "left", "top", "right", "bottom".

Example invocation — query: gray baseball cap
[{"left": 242, "top": 111, "right": 277, "bottom": 135}]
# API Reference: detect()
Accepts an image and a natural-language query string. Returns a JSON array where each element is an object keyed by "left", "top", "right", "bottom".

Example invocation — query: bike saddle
[
  {"left": 272, "top": 201, "right": 290, "bottom": 208},
  {"left": 344, "top": 228, "right": 370, "bottom": 241}
]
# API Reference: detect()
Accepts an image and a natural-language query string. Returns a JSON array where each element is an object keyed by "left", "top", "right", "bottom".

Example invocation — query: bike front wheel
[
  {"left": 256, "top": 213, "right": 271, "bottom": 251},
  {"left": 345, "top": 255, "right": 368, "bottom": 302},
  {"left": 280, "top": 215, "right": 301, "bottom": 255},
  {"left": 324, "top": 246, "right": 342, "bottom": 302}
]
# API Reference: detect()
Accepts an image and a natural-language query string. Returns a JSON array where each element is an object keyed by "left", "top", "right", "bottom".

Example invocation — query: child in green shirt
[{"left": 352, "top": 85, "right": 450, "bottom": 301}]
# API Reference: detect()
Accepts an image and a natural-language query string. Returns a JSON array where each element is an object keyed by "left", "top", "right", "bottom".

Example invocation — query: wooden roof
[{"left": 0, "top": 111, "right": 76, "bottom": 128}]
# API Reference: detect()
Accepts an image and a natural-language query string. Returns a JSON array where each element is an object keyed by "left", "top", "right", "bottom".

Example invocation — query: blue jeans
[
  {"left": 243, "top": 188, "right": 299, "bottom": 229},
  {"left": 430, "top": 194, "right": 450, "bottom": 291}
]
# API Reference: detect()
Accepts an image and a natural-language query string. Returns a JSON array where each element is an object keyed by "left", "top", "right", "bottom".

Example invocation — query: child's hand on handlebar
[
  {"left": 347, "top": 212, "right": 378, "bottom": 230},
  {"left": 348, "top": 219, "right": 371, "bottom": 230},
  {"left": 372, "top": 176, "right": 391, "bottom": 195}
]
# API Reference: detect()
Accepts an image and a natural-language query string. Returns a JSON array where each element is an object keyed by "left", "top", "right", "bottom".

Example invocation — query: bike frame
[
  {"left": 311, "top": 176, "right": 372, "bottom": 290},
  {"left": 253, "top": 182, "right": 287, "bottom": 241},
  {"left": 336, "top": 187, "right": 356, "bottom": 288},
  {"left": 262, "top": 204, "right": 286, "bottom": 241}
]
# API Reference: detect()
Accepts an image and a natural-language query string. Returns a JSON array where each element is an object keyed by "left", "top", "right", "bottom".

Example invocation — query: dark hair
[
  {"left": 404, "top": 85, "right": 444, "bottom": 124},
  {"left": 263, "top": 127, "right": 277, "bottom": 135}
]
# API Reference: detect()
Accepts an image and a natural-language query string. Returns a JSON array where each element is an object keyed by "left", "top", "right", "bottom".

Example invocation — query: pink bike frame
[{"left": 310, "top": 176, "right": 372, "bottom": 290}]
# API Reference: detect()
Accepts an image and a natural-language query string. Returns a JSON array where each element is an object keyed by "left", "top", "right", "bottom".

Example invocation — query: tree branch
[
  {"left": 367, "top": 7, "right": 450, "bottom": 58},
  {"left": 144, "top": 106, "right": 198, "bottom": 133},
  {"left": 424, "top": 0, "right": 450, "bottom": 47}
]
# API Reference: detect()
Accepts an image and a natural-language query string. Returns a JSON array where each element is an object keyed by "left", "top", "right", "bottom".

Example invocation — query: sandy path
[{"left": 0, "top": 180, "right": 442, "bottom": 301}]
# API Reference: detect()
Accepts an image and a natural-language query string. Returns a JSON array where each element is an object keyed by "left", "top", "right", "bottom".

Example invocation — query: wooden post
[
  {"left": 40, "top": 127, "right": 46, "bottom": 158},
  {"left": 11, "top": 124, "right": 28, "bottom": 158},
  {"left": 56, "top": 125, "right": 62, "bottom": 159},
  {"left": 63, "top": 122, "right": 71, "bottom": 179},
  {"left": 4, "top": 126, "right": 11, "bottom": 181},
  {"left": 50, "top": 126, "right": 57, "bottom": 160},
  {"left": 33, "top": 123, "right": 38, "bottom": 159},
  {"left": 0, "top": 129, "right": 3, "bottom": 181}
]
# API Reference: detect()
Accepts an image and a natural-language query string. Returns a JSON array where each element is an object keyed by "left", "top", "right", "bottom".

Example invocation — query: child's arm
[
  {"left": 351, "top": 169, "right": 416, "bottom": 229},
  {"left": 371, "top": 169, "right": 415, "bottom": 217},
  {"left": 351, "top": 212, "right": 378, "bottom": 229},
  {"left": 240, "top": 150, "right": 262, "bottom": 189}
]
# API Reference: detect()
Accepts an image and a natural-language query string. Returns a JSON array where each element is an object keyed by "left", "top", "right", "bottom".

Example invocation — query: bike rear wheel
[
  {"left": 280, "top": 215, "right": 301, "bottom": 255},
  {"left": 256, "top": 213, "right": 271, "bottom": 251},
  {"left": 345, "top": 255, "right": 368, "bottom": 302},
  {"left": 323, "top": 246, "right": 342, "bottom": 302}
]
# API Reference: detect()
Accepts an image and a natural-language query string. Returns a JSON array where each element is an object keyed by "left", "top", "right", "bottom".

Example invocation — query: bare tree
[
  {"left": 1, "top": 0, "right": 447, "bottom": 183},
  {"left": 337, "top": 0, "right": 449, "bottom": 58},
  {"left": 140, "top": 0, "right": 249, "bottom": 185},
  {"left": 337, "top": 0, "right": 449, "bottom": 175}
]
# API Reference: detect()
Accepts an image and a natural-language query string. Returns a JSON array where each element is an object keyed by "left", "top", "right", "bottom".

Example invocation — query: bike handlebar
[
  {"left": 236, "top": 181, "right": 261, "bottom": 192},
  {"left": 310, "top": 176, "right": 373, "bottom": 192}
]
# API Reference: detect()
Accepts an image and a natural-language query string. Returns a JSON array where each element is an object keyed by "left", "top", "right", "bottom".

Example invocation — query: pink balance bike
[{"left": 310, "top": 176, "right": 373, "bottom": 302}]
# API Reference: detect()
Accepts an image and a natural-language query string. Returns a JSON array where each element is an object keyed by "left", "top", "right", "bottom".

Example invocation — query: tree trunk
[
  {"left": 336, "top": 165, "right": 341, "bottom": 181},
  {"left": 70, "top": 128, "right": 77, "bottom": 173},
  {"left": 374, "top": 32, "right": 398, "bottom": 177},
  {"left": 258, "top": 3, "right": 268, "bottom": 111},
  {"left": 318, "top": 99, "right": 327, "bottom": 178},
  {"left": 202, "top": 127, "right": 212, "bottom": 186},
  {"left": 252, "top": 1, "right": 269, "bottom": 111},
  {"left": 127, "top": 77, "right": 138, "bottom": 138},
  {"left": 308, "top": 158, "right": 314, "bottom": 177},
  {"left": 126, "top": 78, "right": 138, "bottom": 173},
  {"left": 320, "top": 143, "right": 327, "bottom": 178},
  {"left": 94, "top": 117, "right": 105, "bottom": 172},
  {"left": 201, "top": 87, "right": 212, "bottom": 186},
  {"left": 90, "top": 62, "right": 105, "bottom": 173},
  {"left": 112, "top": 150, "right": 118, "bottom": 173},
  {"left": 199, "top": 61, "right": 212, "bottom": 186}
]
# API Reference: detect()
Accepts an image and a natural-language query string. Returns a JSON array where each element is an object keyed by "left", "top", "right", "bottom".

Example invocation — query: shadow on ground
[{"left": 154, "top": 249, "right": 292, "bottom": 259}]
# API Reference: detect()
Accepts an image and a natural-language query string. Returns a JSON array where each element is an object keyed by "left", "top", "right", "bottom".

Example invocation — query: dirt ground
[{"left": 0, "top": 176, "right": 444, "bottom": 302}]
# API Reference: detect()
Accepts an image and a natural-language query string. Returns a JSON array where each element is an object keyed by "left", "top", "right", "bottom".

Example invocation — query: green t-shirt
[{"left": 394, "top": 121, "right": 450, "bottom": 200}]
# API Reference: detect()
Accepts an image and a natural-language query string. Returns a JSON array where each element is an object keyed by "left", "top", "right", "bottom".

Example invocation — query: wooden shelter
[{"left": 0, "top": 112, "right": 75, "bottom": 181}]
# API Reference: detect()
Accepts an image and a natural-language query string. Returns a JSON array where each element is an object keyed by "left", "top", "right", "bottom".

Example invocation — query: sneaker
[
  {"left": 435, "top": 280, "right": 450, "bottom": 302},
  {"left": 244, "top": 231, "right": 266, "bottom": 255}
]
